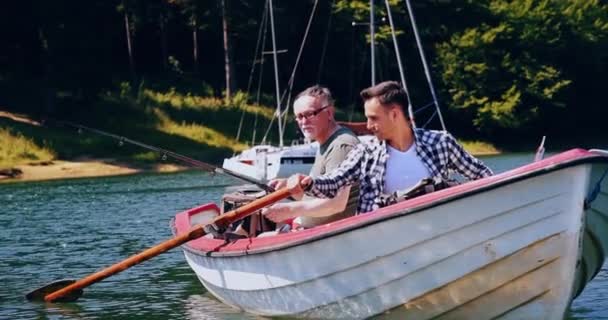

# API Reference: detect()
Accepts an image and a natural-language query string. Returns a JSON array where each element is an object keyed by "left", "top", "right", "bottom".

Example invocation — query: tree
[
  {"left": 435, "top": 0, "right": 608, "bottom": 135},
  {"left": 221, "top": 0, "right": 236, "bottom": 99},
  {"left": 118, "top": 0, "right": 138, "bottom": 85},
  {"left": 159, "top": 0, "right": 169, "bottom": 72}
]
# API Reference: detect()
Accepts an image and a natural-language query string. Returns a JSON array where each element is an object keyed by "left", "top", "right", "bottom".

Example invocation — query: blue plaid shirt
[{"left": 306, "top": 128, "right": 493, "bottom": 213}]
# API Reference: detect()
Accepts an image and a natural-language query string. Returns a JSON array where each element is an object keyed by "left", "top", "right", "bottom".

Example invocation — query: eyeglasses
[{"left": 294, "top": 105, "right": 329, "bottom": 121}]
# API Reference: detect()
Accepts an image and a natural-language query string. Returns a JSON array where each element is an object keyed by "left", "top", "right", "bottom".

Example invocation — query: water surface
[{"left": 0, "top": 154, "right": 606, "bottom": 319}]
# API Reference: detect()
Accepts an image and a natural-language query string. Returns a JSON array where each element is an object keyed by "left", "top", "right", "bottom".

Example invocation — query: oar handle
[{"left": 44, "top": 186, "right": 296, "bottom": 302}]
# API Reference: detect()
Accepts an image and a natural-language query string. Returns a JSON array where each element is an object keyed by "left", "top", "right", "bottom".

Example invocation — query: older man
[{"left": 262, "top": 85, "right": 359, "bottom": 228}]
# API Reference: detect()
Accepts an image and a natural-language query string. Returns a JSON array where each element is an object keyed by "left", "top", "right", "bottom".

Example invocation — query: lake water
[{"left": 0, "top": 153, "right": 606, "bottom": 319}]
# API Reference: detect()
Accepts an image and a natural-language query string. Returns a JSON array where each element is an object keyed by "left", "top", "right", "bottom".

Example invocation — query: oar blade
[{"left": 26, "top": 280, "right": 83, "bottom": 302}]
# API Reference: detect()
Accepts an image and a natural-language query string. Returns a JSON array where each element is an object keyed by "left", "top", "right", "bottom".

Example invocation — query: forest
[{"left": 1, "top": 0, "right": 607, "bottom": 153}]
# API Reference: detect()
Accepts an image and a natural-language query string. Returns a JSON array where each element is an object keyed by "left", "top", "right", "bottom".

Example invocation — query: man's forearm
[{"left": 296, "top": 186, "right": 350, "bottom": 218}]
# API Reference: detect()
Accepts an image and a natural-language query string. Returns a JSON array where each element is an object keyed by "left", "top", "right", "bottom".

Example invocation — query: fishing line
[{"left": 50, "top": 120, "right": 274, "bottom": 193}]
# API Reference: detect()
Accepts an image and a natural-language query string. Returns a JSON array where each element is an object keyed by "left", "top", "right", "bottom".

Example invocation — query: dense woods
[{"left": 1, "top": 0, "right": 607, "bottom": 144}]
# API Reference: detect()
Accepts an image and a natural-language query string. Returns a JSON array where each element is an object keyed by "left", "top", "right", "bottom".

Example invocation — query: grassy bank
[
  {"left": 0, "top": 127, "right": 55, "bottom": 168},
  {"left": 460, "top": 140, "right": 500, "bottom": 156}
]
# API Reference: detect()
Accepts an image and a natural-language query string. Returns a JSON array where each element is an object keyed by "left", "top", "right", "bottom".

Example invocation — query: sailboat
[{"left": 221, "top": 0, "right": 318, "bottom": 182}]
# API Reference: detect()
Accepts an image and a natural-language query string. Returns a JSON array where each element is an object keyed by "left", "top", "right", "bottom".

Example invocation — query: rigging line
[
  {"left": 55, "top": 120, "right": 274, "bottom": 193},
  {"left": 370, "top": 0, "right": 376, "bottom": 85},
  {"left": 268, "top": 0, "right": 283, "bottom": 147},
  {"left": 263, "top": 0, "right": 320, "bottom": 145},
  {"left": 246, "top": 0, "right": 269, "bottom": 97},
  {"left": 251, "top": 112, "right": 259, "bottom": 146},
  {"left": 261, "top": 111, "right": 275, "bottom": 144},
  {"left": 235, "top": 109, "right": 245, "bottom": 146},
  {"left": 259, "top": 1, "right": 278, "bottom": 145},
  {"left": 348, "top": 44, "right": 370, "bottom": 121},
  {"left": 413, "top": 101, "right": 435, "bottom": 114},
  {"left": 283, "top": 0, "right": 319, "bottom": 98},
  {"left": 347, "top": 25, "right": 357, "bottom": 122},
  {"left": 280, "top": 0, "right": 320, "bottom": 138},
  {"left": 317, "top": 0, "right": 335, "bottom": 83},
  {"left": 254, "top": 6, "right": 270, "bottom": 146},
  {"left": 421, "top": 109, "right": 437, "bottom": 129},
  {"left": 236, "top": 0, "right": 269, "bottom": 145},
  {"left": 404, "top": 0, "right": 447, "bottom": 131},
  {"left": 384, "top": 0, "right": 416, "bottom": 128}
]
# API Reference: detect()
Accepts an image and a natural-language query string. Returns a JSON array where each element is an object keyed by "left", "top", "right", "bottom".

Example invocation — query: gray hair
[{"left": 295, "top": 85, "right": 335, "bottom": 107}]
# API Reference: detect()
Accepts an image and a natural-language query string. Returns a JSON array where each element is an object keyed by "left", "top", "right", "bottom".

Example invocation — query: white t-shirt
[{"left": 384, "top": 143, "right": 430, "bottom": 194}]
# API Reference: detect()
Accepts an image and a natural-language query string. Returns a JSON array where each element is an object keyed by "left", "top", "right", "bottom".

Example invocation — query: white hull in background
[{"left": 222, "top": 143, "right": 317, "bottom": 182}]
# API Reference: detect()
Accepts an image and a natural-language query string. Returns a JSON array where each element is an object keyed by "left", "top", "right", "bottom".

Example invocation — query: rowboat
[{"left": 172, "top": 148, "right": 608, "bottom": 319}]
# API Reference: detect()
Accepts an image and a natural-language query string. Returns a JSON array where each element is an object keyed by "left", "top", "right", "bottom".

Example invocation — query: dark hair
[
  {"left": 295, "top": 85, "right": 334, "bottom": 106},
  {"left": 360, "top": 81, "right": 409, "bottom": 115}
]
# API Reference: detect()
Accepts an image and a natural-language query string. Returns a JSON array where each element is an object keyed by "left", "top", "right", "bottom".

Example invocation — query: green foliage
[
  {"left": 458, "top": 139, "right": 500, "bottom": 155},
  {"left": 334, "top": 0, "right": 405, "bottom": 46},
  {"left": 0, "top": 127, "right": 55, "bottom": 168},
  {"left": 0, "top": 79, "right": 287, "bottom": 168},
  {"left": 228, "top": 91, "right": 251, "bottom": 109},
  {"left": 435, "top": 0, "right": 608, "bottom": 133},
  {"left": 334, "top": 0, "right": 371, "bottom": 21},
  {"left": 2, "top": 0, "right": 608, "bottom": 144},
  {"left": 168, "top": 56, "right": 184, "bottom": 75}
]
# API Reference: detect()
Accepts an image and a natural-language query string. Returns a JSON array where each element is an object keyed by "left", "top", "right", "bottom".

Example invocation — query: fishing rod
[{"left": 54, "top": 120, "right": 274, "bottom": 193}]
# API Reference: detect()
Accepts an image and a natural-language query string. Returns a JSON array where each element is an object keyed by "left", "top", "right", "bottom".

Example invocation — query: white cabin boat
[
  {"left": 174, "top": 148, "right": 608, "bottom": 319},
  {"left": 222, "top": 142, "right": 317, "bottom": 182}
]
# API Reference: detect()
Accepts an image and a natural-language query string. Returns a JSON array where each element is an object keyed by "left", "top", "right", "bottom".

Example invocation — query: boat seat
[{"left": 219, "top": 189, "right": 277, "bottom": 239}]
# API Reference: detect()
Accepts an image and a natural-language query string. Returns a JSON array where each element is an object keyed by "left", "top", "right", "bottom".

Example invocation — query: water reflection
[{"left": 183, "top": 294, "right": 265, "bottom": 320}]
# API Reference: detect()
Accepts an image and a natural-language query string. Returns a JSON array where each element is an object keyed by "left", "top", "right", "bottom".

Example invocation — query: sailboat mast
[
  {"left": 404, "top": 0, "right": 446, "bottom": 131},
  {"left": 384, "top": 0, "right": 415, "bottom": 127},
  {"left": 268, "top": 0, "right": 283, "bottom": 147},
  {"left": 370, "top": 0, "right": 376, "bottom": 85}
]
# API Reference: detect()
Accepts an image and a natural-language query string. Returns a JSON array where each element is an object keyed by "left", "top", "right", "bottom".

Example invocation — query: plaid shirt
[{"left": 306, "top": 128, "right": 493, "bottom": 213}]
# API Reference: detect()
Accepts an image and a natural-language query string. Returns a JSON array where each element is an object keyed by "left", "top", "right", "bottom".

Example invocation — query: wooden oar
[{"left": 26, "top": 185, "right": 297, "bottom": 303}]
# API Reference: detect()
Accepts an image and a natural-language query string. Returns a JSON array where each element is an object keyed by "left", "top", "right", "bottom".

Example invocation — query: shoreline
[
  {"left": 0, "top": 110, "right": 187, "bottom": 183},
  {"left": 0, "top": 159, "right": 188, "bottom": 184}
]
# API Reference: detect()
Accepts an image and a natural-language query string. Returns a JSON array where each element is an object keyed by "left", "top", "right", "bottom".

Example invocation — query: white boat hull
[
  {"left": 175, "top": 149, "right": 608, "bottom": 319},
  {"left": 222, "top": 143, "right": 317, "bottom": 182}
]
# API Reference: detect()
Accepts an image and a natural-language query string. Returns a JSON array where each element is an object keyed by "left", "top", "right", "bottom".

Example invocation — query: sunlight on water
[{"left": 0, "top": 155, "right": 606, "bottom": 319}]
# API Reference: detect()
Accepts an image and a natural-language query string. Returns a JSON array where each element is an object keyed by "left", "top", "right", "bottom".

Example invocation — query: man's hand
[
  {"left": 263, "top": 175, "right": 312, "bottom": 223},
  {"left": 262, "top": 204, "right": 292, "bottom": 223},
  {"left": 268, "top": 178, "right": 287, "bottom": 190},
  {"left": 286, "top": 174, "right": 312, "bottom": 199}
]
